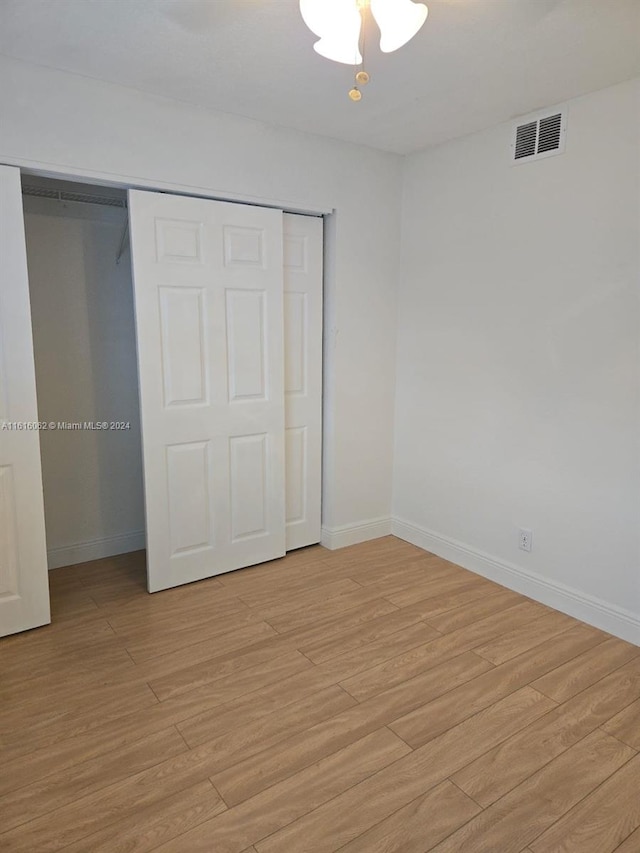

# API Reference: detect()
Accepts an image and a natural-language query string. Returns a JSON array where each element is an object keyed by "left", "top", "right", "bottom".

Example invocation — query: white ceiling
[{"left": 1, "top": 0, "right": 638, "bottom": 154}]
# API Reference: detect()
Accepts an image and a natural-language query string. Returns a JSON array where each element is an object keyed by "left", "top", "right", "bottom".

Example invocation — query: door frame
[{"left": 8, "top": 160, "right": 331, "bottom": 603}]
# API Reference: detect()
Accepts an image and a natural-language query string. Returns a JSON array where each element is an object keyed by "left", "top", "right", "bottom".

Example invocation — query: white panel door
[
  {"left": 0, "top": 165, "right": 50, "bottom": 636},
  {"left": 128, "top": 190, "right": 286, "bottom": 592},
  {"left": 283, "top": 214, "right": 323, "bottom": 550}
]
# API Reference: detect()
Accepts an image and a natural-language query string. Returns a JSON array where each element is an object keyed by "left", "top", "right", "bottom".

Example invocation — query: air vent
[
  {"left": 514, "top": 121, "right": 537, "bottom": 160},
  {"left": 537, "top": 113, "right": 563, "bottom": 153},
  {"left": 512, "top": 108, "right": 566, "bottom": 164}
]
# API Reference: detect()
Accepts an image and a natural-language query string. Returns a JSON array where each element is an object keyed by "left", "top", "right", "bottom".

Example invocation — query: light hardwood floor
[{"left": 1, "top": 536, "right": 639, "bottom": 852}]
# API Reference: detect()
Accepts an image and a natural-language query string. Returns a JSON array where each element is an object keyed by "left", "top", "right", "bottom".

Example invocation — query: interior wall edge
[{"left": 392, "top": 517, "right": 640, "bottom": 646}]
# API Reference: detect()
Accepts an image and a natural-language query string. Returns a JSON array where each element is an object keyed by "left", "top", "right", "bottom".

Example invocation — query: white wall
[
  {"left": 393, "top": 78, "right": 640, "bottom": 642},
  {"left": 23, "top": 196, "right": 145, "bottom": 567},
  {"left": 0, "top": 56, "right": 403, "bottom": 544}
]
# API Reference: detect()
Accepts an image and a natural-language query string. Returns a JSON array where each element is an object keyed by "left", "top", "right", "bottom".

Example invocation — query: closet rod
[
  {"left": 22, "top": 183, "right": 130, "bottom": 264},
  {"left": 21, "top": 184, "right": 127, "bottom": 209}
]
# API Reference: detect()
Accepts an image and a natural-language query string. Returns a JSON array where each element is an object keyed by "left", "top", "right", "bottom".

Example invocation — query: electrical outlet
[{"left": 519, "top": 528, "right": 533, "bottom": 552}]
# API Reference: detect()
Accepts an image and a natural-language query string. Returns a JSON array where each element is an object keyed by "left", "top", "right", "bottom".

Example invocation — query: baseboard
[
  {"left": 392, "top": 517, "right": 640, "bottom": 646},
  {"left": 48, "top": 530, "right": 146, "bottom": 570},
  {"left": 321, "top": 517, "right": 392, "bottom": 550}
]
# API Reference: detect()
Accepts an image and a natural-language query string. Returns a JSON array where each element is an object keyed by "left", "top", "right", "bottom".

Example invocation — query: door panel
[
  {"left": 128, "top": 190, "right": 286, "bottom": 592},
  {"left": 159, "top": 286, "right": 208, "bottom": 406},
  {"left": 166, "top": 440, "right": 212, "bottom": 555},
  {"left": 230, "top": 433, "right": 269, "bottom": 541},
  {"left": 283, "top": 214, "right": 323, "bottom": 550},
  {"left": 0, "top": 165, "right": 50, "bottom": 636},
  {"left": 226, "top": 289, "right": 267, "bottom": 400}
]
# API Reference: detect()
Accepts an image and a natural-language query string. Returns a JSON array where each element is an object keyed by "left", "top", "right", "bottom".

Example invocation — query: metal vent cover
[
  {"left": 514, "top": 120, "right": 537, "bottom": 160},
  {"left": 512, "top": 108, "right": 566, "bottom": 164}
]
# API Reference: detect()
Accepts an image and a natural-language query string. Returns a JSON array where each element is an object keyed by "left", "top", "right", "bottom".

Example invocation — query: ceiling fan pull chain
[{"left": 349, "top": 0, "right": 370, "bottom": 102}]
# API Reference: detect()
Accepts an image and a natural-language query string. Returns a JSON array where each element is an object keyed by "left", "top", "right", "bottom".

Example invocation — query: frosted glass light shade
[
  {"left": 370, "top": 0, "right": 428, "bottom": 53},
  {"left": 299, "top": 0, "right": 428, "bottom": 65},
  {"left": 299, "top": 0, "right": 363, "bottom": 65}
]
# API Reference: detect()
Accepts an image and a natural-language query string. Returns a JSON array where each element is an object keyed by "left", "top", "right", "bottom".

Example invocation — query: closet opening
[
  {"left": 17, "top": 173, "right": 323, "bottom": 604},
  {"left": 22, "top": 175, "right": 147, "bottom": 588}
]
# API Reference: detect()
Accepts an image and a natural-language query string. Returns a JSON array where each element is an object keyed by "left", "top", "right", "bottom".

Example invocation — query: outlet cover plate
[{"left": 519, "top": 528, "right": 533, "bottom": 552}]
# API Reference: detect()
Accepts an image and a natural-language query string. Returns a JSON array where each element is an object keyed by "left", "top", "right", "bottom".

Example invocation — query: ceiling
[{"left": 1, "top": 0, "right": 638, "bottom": 154}]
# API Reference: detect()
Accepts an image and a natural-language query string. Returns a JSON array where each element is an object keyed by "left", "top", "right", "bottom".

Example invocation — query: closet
[
  {"left": 23, "top": 178, "right": 145, "bottom": 572},
  {"left": 0, "top": 164, "right": 323, "bottom": 636}
]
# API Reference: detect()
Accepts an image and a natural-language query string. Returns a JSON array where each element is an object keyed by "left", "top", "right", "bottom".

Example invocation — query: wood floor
[{"left": 1, "top": 537, "right": 640, "bottom": 852}]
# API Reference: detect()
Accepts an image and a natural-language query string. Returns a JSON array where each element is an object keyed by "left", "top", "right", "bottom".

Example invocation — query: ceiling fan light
[
  {"left": 300, "top": 0, "right": 363, "bottom": 64},
  {"left": 314, "top": 32, "right": 363, "bottom": 65},
  {"left": 370, "top": 0, "right": 428, "bottom": 53}
]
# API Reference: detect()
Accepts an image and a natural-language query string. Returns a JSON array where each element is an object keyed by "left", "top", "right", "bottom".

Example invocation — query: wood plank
[
  {"left": 614, "top": 827, "right": 640, "bottom": 852},
  {"left": 336, "top": 780, "right": 481, "bottom": 853},
  {"left": 423, "top": 586, "right": 523, "bottom": 633},
  {"left": 128, "top": 664, "right": 349, "bottom": 758},
  {"left": 390, "top": 583, "right": 514, "bottom": 627},
  {"left": 215, "top": 549, "right": 336, "bottom": 593},
  {"left": 213, "top": 650, "right": 493, "bottom": 805},
  {"left": 602, "top": 697, "right": 640, "bottom": 749},
  {"left": 95, "top": 576, "right": 233, "bottom": 624},
  {"left": 347, "top": 558, "right": 452, "bottom": 589},
  {"left": 298, "top": 606, "right": 431, "bottom": 664},
  {"left": 0, "top": 651, "right": 311, "bottom": 760},
  {"left": 147, "top": 634, "right": 294, "bottom": 701},
  {"left": 384, "top": 573, "right": 490, "bottom": 608},
  {"left": 529, "top": 753, "right": 640, "bottom": 853},
  {"left": 0, "top": 680, "right": 159, "bottom": 749},
  {"left": 452, "top": 655, "right": 640, "bottom": 806},
  {"left": 430, "top": 731, "right": 635, "bottom": 853},
  {"left": 389, "top": 624, "right": 601, "bottom": 748},
  {"left": 239, "top": 578, "right": 361, "bottom": 620},
  {"left": 0, "top": 685, "right": 353, "bottom": 798},
  {"left": 130, "top": 620, "right": 278, "bottom": 685},
  {"left": 266, "top": 586, "right": 399, "bottom": 634},
  {"left": 253, "top": 688, "right": 554, "bottom": 853},
  {"left": 59, "top": 781, "right": 226, "bottom": 853},
  {"left": 273, "top": 598, "right": 398, "bottom": 649},
  {"left": 0, "top": 727, "right": 187, "bottom": 832},
  {"left": 0, "top": 616, "right": 121, "bottom": 662},
  {"left": 105, "top": 588, "right": 250, "bottom": 636},
  {"left": 152, "top": 728, "right": 411, "bottom": 853},
  {"left": 0, "top": 745, "right": 228, "bottom": 853},
  {"left": 3, "top": 622, "right": 278, "bottom": 703},
  {"left": 0, "top": 641, "right": 136, "bottom": 697},
  {"left": 531, "top": 636, "right": 640, "bottom": 702},
  {"left": 472, "top": 609, "right": 579, "bottom": 665},
  {"left": 339, "top": 600, "right": 549, "bottom": 702},
  {"left": 232, "top": 572, "right": 360, "bottom": 612},
  {"left": 122, "top": 608, "right": 268, "bottom": 663},
  {"left": 172, "top": 612, "right": 439, "bottom": 751},
  {"left": 176, "top": 685, "right": 356, "bottom": 770},
  {"left": 321, "top": 620, "right": 441, "bottom": 679}
]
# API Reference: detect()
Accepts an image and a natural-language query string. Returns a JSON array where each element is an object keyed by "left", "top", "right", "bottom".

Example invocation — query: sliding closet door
[
  {"left": 128, "top": 190, "right": 285, "bottom": 592},
  {"left": 283, "top": 214, "right": 323, "bottom": 550},
  {"left": 0, "top": 165, "right": 50, "bottom": 636}
]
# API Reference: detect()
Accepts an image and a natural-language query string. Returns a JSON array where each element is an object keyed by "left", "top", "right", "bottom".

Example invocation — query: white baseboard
[
  {"left": 392, "top": 517, "right": 640, "bottom": 646},
  {"left": 48, "top": 530, "right": 146, "bottom": 570},
  {"left": 321, "top": 517, "right": 392, "bottom": 551}
]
